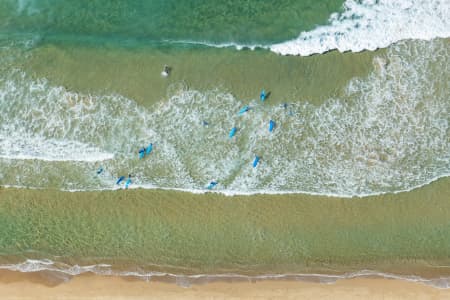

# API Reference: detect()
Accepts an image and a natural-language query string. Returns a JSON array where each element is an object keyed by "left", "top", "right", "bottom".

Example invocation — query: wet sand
[{"left": 0, "top": 270, "right": 449, "bottom": 299}]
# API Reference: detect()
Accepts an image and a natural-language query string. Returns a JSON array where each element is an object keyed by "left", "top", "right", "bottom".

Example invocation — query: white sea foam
[
  {"left": 133, "top": 39, "right": 449, "bottom": 196},
  {"left": 0, "top": 70, "right": 154, "bottom": 163},
  {"left": 156, "top": 0, "right": 450, "bottom": 57},
  {"left": 270, "top": 0, "right": 450, "bottom": 56},
  {"left": 0, "top": 132, "right": 113, "bottom": 162},
  {"left": 1, "top": 259, "right": 449, "bottom": 289},
  {"left": 0, "top": 39, "right": 448, "bottom": 196}
]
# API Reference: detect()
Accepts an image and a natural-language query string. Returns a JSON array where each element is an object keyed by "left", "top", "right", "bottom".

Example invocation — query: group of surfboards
[
  {"left": 207, "top": 89, "right": 276, "bottom": 190},
  {"left": 96, "top": 143, "right": 154, "bottom": 189},
  {"left": 99, "top": 90, "right": 275, "bottom": 190}
]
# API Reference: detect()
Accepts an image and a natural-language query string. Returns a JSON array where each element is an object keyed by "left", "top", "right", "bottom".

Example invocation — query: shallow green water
[
  {"left": 21, "top": 42, "right": 376, "bottom": 106},
  {"left": 0, "top": 178, "right": 449, "bottom": 276}
]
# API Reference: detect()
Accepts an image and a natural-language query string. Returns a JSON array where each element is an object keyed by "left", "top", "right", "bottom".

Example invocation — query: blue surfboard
[
  {"left": 260, "top": 89, "right": 266, "bottom": 101},
  {"left": 238, "top": 105, "right": 250, "bottom": 115},
  {"left": 116, "top": 176, "right": 125, "bottom": 185},
  {"left": 125, "top": 177, "right": 132, "bottom": 189},
  {"left": 146, "top": 143, "right": 153, "bottom": 155},
  {"left": 269, "top": 120, "right": 275, "bottom": 132},
  {"left": 252, "top": 156, "right": 260, "bottom": 168},
  {"left": 229, "top": 127, "right": 237, "bottom": 138}
]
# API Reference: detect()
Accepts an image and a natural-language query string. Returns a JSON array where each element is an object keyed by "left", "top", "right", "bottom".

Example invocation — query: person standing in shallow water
[{"left": 161, "top": 65, "right": 170, "bottom": 77}]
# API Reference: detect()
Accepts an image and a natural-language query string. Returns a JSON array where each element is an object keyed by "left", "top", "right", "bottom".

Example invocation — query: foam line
[
  {"left": 0, "top": 133, "right": 114, "bottom": 162},
  {"left": 155, "top": 1, "right": 450, "bottom": 57},
  {"left": 2, "top": 1, "right": 449, "bottom": 57},
  {"left": 0, "top": 259, "right": 448, "bottom": 289},
  {"left": 270, "top": 0, "right": 450, "bottom": 55},
  {"left": 0, "top": 39, "right": 448, "bottom": 197}
]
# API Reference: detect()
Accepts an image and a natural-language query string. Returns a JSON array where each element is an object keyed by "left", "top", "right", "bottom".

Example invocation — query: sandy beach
[{"left": 0, "top": 270, "right": 449, "bottom": 299}]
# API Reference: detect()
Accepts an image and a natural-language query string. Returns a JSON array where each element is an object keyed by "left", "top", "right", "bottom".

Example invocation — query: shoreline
[
  {"left": 0, "top": 177, "right": 449, "bottom": 279},
  {"left": 1, "top": 261, "right": 450, "bottom": 289},
  {"left": 0, "top": 270, "right": 449, "bottom": 299},
  {"left": 2, "top": 173, "right": 449, "bottom": 199}
]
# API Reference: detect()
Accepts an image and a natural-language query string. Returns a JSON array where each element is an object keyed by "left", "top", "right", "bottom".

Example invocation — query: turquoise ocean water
[{"left": 0, "top": 0, "right": 343, "bottom": 46}]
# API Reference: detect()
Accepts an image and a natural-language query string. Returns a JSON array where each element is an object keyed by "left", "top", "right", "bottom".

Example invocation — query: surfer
[
  {"left": 138, "top": 147, "right": 146, "bottom": 159},
  {"left": 207, "top": 181, "right": 218, "bottom": 190},
  {"left": 161, "top": 65, "right": 170, "bottom": 77}
]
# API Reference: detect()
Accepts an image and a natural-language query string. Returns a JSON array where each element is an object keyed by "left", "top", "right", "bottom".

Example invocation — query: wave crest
[{"left": 270, "top": 0, "right": 450, "bottom": 55}]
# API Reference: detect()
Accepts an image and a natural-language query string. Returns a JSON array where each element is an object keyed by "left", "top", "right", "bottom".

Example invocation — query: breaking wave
[
  {"left": 271, "top": 0, "right": 450, "bottom": 55},
  {"left": 0, "top": 39, "right": 449, "bottom": 197}
]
